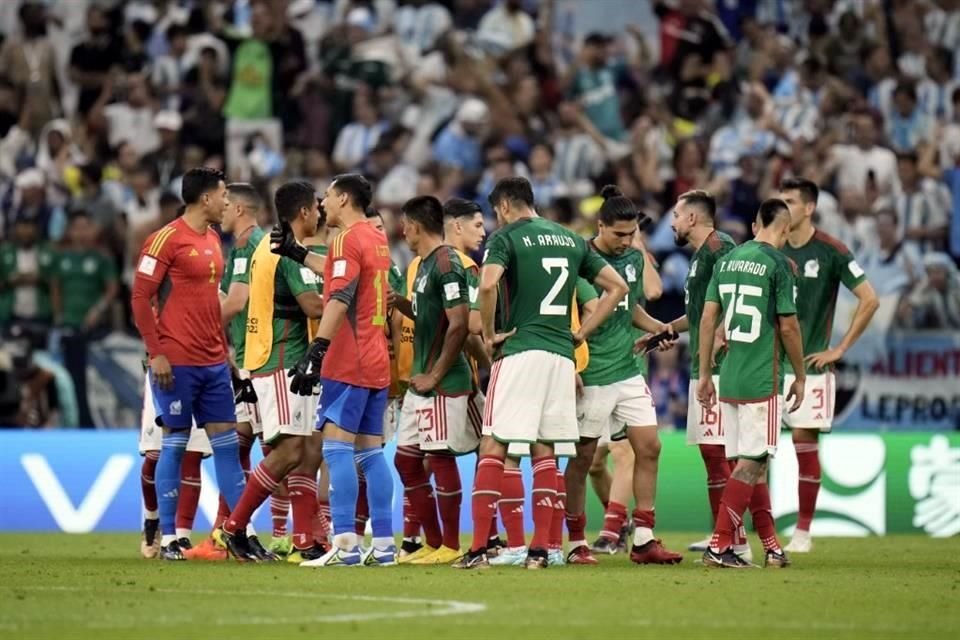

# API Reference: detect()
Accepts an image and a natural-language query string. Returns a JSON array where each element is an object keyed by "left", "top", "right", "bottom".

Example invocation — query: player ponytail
[{"left": 598, "top": 185, "right": 652, "bottom": 230}]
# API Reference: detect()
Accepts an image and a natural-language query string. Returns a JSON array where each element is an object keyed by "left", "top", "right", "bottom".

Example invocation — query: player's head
[
  {"left": 443, "top": 197, "right": 485, "bottom": 252},
  {"left": 12, "top": 217, "right": 39, "bottom": 247},
  {"left": 223, "top": 182, "right": 261, "bottom": 233},
  {"left": 596, "top": 185, "right": 639, "bottom": 255},
  {"left": 275, "top": 180, "right": 320, "bottom": 239},
  {"left": 672, "top": 189, "right": 716, "bottom": 246},
  {"left": 754, "top": 198, "right": 791, "bottom": 248},
  {"left": 66, "top": 209, "right": 98, "bottom": 248},
  {"left": 322, "top": 173, "right": 372, "bottom": 227},
  {"left": 488, "top": 177, "right": 535, "bottom": 226},
  {"left": 778, "top": 177, "right": 818, "bottom": 231},
  {"left": 365, "top": 205, "right": 385, "bottom": 235},
  {"left": 401, "top": 195, "right": 444, "bottom": 252},
  {"left": 181, "top": 167, "right": 228, "bottom": 224}
]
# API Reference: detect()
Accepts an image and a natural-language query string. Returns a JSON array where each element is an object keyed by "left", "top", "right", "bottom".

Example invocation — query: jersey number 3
[
  {"left": 718, "top": 283, "right": 762, "bottom": 344},
  {"left": 540, "top": 257, "right": 569, "bottom": 316}
]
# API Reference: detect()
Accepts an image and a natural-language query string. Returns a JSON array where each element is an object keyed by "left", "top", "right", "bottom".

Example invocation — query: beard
[{"left": 673, "top": 232, "right": 689, "bottom": 247}]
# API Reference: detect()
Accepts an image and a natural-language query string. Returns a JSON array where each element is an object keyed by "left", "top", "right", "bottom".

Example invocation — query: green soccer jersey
[
  {"left": 484, "top": 217, "right": 608, "bottom": 362},
  {"left": 781, "top": 230, "right": 867, "bottom": 374},
  {"left": 409, "top": 246, "right": 472, "bottom": 397},
  {"left": 250, "top": 253, "right": 321, "bottom": 375},
  {"left": 221, "top": 226, "right": 266, "bottom": 364},
  {"left": 705, "top": 240, "right": 798, "bottom": 402},
  {"left": 388, "top": 261, "right": 404, "bottom": 300},
  {"left": 685, "top": 230, "right": 737, "bottom": 379},
  {"left": 55, "top": 249, "right": 117, "bottom": 328},
  {"left": 582, "top": 244, "right": 646, "bottom": 387},
  {"left": 0, "top": 243, "right": 56, "bottom": 324}
]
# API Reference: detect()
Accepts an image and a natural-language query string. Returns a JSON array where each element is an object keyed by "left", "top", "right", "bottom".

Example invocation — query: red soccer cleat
[
  {"left": 182, "top": 537, "right": 228, "bottom": 561},
  {"left": 565, "top": 545, "right": 599, "bottom": 565},
  {"left": 630, "top": 539, "right": 683, "bottom": 565}
]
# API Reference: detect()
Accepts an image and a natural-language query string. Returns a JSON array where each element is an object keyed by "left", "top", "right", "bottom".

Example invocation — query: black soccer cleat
[
  {"left": 248, "top": 535, "right": 280, "bottom": 562},
  {"left": 176, "top": 537, "right": 193, "bottom": 551},
  {"left": 486, "top": 536, "right": 505, "bottom": 558},
  {"left": 525, "top": 547, "right": 549, "bottom": 570},
  {"left": 160, "top": 539, "right": 186, "bottom": 561},
  {"left": 216, "top": 527, "right": 259, "bottom": 562},
  {"left": 451, "top": 549, "right": 490, "bottom": 570},
  {"left": 764, "top": 548, "right": 791, "bottom": 568},
  {"left": 590, "top": 536, "right": 620, "bottom": 555},
  {"left": 400, "top": 538, "right": 423, "bottom": 555},
  {"left": 703, "top": 547, "right": 754, "bottom": 569}
]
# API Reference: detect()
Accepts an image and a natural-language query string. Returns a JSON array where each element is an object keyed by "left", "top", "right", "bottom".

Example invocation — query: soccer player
[
  {"left": 778, "top": 178, "right": 879, "bottom": 553},
  {"left": 662, "top": 190, "right": 740, "bottom": 554},
  {"left": 454, "top": 177, "right": 629, "bottom": 570},
  {"left": 390, "top": 196, "right": 473, "bottom": 565},
  {"left": 697, "top": 198, "right": 804, "bottom": 569},
  {"left": 564, "top": 186, "right": 682, "bottom": 566},
  {"left": 131, "top": 167, "right": 247, "bottom": 561},
  {"left": 216, "top": 181, "right": 326, "bottom": 563},
  {"left": 284, "top": 174, "right": 396, "bottom": 567}
]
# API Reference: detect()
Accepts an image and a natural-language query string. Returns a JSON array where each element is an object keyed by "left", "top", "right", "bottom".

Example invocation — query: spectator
[
  {"left": 563, "top": 33, "right": 630, "bottom": 141},
  {"left": 919, "top": 46, "right": 958, "bottom": 123},
  {"left": 92, "top": 73, "right": 161, "bottom": 157},
  {"left": 432, "top": 98, "right": 490, "bottom": 178},
  {"left": 2, "top": 169, "right": 64, "bottom": 241},
  {"left": 477, "top": 0, "right": 535, "bottom": 56},
  {"left": 68, "top": 4, "right": 122, "bottom": 117},
  {"left": 551, "top": 102, "right": 611, "bottom": 191},
  {"left": 0, "top": 1, "right": 61, "bottom": 135},
  {"left": 122, "top": 19, "right": 153, "bottom": 74},
  {"left": 819, "top": 188, "right": 878, "bottom": 255},
  {"left": 35, "top": 119, "right": 83, "bottom": 208},
  {"left": 828, "top": 109, "right": 900, "bottom": 201},
  {"left": 332, "top": 91, "right": 388, "bottom": 171},
  {"left": 394, "top": 0, "right": 452, "bottom": 56},
  {"left": 0, "top": 217, "right": 56, "bottom": 330},
  {"left": 890, "top": 151, "right": 950, "bottom": 254},
  {"left": 886, "top": 82, "right": 933, "bottom": 153},
  {"left": 150, "top": 23, "right": 191, "bottom": 110},
  {"left": 860, "top": 208, "right": 923, "bottom": 295},
  {"left": 143, "top": 111, "right": 184, "bottom": 189},
  {"left": 898, "top": 252, "right": 960, "bottom": 329},
  {"left": 528, "top": 143, "right": 562, "bottom": 207},
  {"left": 222, "top": 0, "right": 280, "bottom": 122}
]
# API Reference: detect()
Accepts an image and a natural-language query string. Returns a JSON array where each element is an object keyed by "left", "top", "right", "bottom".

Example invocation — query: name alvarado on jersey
[{"left": 719, "top": 260, "right": 768, "bottom": 276}]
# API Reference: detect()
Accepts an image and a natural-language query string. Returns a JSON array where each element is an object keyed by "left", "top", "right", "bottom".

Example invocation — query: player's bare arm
[
  {"left": 294, "top": 289, "right": 324, "bottom": 319},
  {"left": 468, "top": 308, "right": 482, "bottom": 335},
  {"left": 221, "top": 281, "right": 250, "bottom": 326},
  {"left": 779, "top": 313, "right": 806, "bottom": 413},
  {"left": 631, "top": 305, "right": 675, "bottom": 352},
  {"left": 639, "top": 246, "right": 663, "bottom": 301},
  {"left": 805, "top": 280, "right": 879, "bottom": 370},
  {"left": 391, "top": 290, "right": 415, "bottom": 320},
  {"left": 410, "top": 302, "right": 469, "bottom": 394},
  {"left": 574, "top": 264, "right": 628, "bottom": 344},
  {"left": 696, "top": 301, "right": 721, "bottom": 408},
  {"left": 478, "top": 262, "right": 515, "bottom": 353},
  {"left": 464, "top": 334, "right": 492, "bottom": 369}
]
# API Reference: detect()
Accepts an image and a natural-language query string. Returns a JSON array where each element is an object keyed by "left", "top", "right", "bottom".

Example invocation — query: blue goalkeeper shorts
[
  {"left": 150, "top": 363, "right": 236, "bottom": 429},
  {"left": 316, "top": 378, "right": 388, "bottom": 435}
]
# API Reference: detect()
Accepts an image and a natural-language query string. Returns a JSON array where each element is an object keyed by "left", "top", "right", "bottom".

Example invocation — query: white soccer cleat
[
  {"left": 733, "top": 542, "right": 754, "bottom": 564},
  {"left": 300, "top": 545, "right": 362, "bottom": 567},
  {"left": 785, "top": 530, "right": 813, "bottom": 553},
  {"left": 687, "top": 536, "right": 712, "bottom": 552},
  {"left": 488, "top": 546, "right": 528, "bottom": 566}
]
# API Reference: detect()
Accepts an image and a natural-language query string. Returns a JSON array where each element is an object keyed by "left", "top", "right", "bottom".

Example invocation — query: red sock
[
  {"left": 215, "top": 494, "right": 230, "bottom": 529},
  {"left": 355, "top": 473, "right": 369, "bottom": 536},
  {"left": 271, "top": 491, "right": 290, "bottom": 537},
  {"left": 402, "top": 495, "right": 420, "bottom": 538},
  {"left": 238, "top": 432, "right": 254, "bottom": 477},
  {"left": 530, "top": 457, "right": 557, "bottom": 550},
  {"left": 176, "top": 450, "right": 203, "bottom": 532},
  {"left": 429, "top": 454, "right": 462, "bottom": 550},
  {"left": 699, "top": 444, "right": 730, "bottom": 524},
  {"left": 750, "top": 482, "right": 781, "bottom": 552},
  {"left": 710, "top": 478, "right": 754, "bottom": 551},
  {"left": 314, "top": 497, "right": 331, "bottom": 541},
  {"left": 600, "top": 500, "right": 628, "bottom": 541},
  {"left": 225, "top": 462, "right": 280, "bottom": 534},
  {"left": 287, "top": 473, "right": 318, "bottom": 550},
  {"left": 549, "top": 469, "right": 566, "bottom": 549},
  {"left": 470, "top": 455, "right": 505, "bottom": 552},
  {"left": 394, "top": 446, "right": 441, "bottom": 548},
  {"left": 632, "top": 508, "right": 655, "bottom": 530},
  {"left": 565, "top": 511, "right": 587, "bottom": 547},
  {"left": 488, "top": 513, "right": 499, "bottom": 541},
  {"left": 141, "top": 451, "right": 159, "bottom": 514},
  {"left": 795, "top": 444, "right": 821, "bottom": 532},
  {"left": 499, "top": 467, "right": 525, "bottom": 548}
]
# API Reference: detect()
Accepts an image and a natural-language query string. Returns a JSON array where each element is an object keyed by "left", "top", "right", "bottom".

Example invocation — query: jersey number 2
[
  {"left": 540, "top": 257, "right": 569, "bottom": 316},
  {"left": 718, "top": 283, "right": 762, "bottom": 344}
]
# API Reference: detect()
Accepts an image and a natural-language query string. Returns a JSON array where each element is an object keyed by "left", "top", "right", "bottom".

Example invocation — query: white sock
[
  {"left": 161, "top": 534, "right": 177, "bottom": 547},
  {"left": 333, "top": 532, "right": 357, "bottom": 550},
  {"left": 373, "top": 536, "right": 394, "bottom": 550},
  {"left": 633, "top": 526, "right": 654, "bottom": 547},
  {"left": 175, "top": 528, "right": 191, "bottom": 540},
  {"left": 144, "top": 510, "right": 159, "bottom": 520},
  {"left": 246, "top": 523, "right": 257, "bottom": 537}
]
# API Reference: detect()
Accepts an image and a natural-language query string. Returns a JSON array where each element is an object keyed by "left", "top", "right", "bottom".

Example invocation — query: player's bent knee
[
  {"left": 792, "top": 428, "right": 819, "bottom": 443},
  {"left": 609, "top": 440, "right": 636, "bottom": 464}
]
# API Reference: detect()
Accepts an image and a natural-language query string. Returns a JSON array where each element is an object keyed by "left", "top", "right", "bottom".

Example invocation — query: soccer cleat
[
  {"left": 764, "top": 549, "right": 791, "bottom": 568},
  {"left": 269, "top": 535, "right": 293, "bottom": 557},
  {"left": 399, "top": 538, "right": 423, "bottom": 560},
  {"left": 486, "top": 536, "right": 505, "bottom": 558},
  {"left": 176, "top": 537, "right": 193, "bottom": 551},
  {"left": 785, "top": 530, "right": 813, "bottom": 553},
  {"left": 300, "top": 545, "right": 362, "bottom": 567},
  {"left": 703, "top": 548, "right": 754, "bottom": 569},
  {"left": 547, "top": 548, "right": 566, "bottom": 566},
  {"left": 630, "top": 539, "right": 683, "bottom": 565},
  {"left": 733, "top": 543, "right": 754, "bottom": 564},
  {"left": 410, "top": 545, "right": 461, "bottom": 565},
  {"left": 525, "top": 547, "right": 549, "bottom": 570},
  {"left": 590, "top": 536, "right": 620, "bottom": 555},
  {"left": 488, "top": 546, "right": 527, "bottom": 566},
  {"left": 182, "top": 537, "right": 227, "bottom": 561},
  {"left": 159, "top": 539, "right": 186, "bottom": 561},
  {"left": 398, "top": 544, "right": 436, "bottom": 564},
  {"left": 616, "top": 522, "right": 633, "bottom": 553},
  {"left": 687, "top": 535, "right": 712, "bottom": 552},
  {"left": 451, "top": 549, "right": 490, "bottom": 569},
  {"left": 141, "top": 519, "right": 160, "bottom": 559},
  {"left": 213, "top": 527, "right": 259, "bottom": 562},
  {"left": 248, "top": 535, "right": 279, "bottom": 562},
  {"left": 566, "top": 544, "right": 599, "bottom": 565},
  {"left": 288, "top": 543, "right": 331, "bottom": 564},
  {"left": 362, "top": 545, "right": 398, "bottom": 567}
]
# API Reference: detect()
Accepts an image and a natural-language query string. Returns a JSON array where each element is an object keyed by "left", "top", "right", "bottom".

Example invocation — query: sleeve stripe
[{"left": 148, "top": 227, "right": 176, "bottom": 257}]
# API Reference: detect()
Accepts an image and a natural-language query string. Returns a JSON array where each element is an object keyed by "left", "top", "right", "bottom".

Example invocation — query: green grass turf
[{"left": 1, "top": 533, "right": 958, "bottom": 640}]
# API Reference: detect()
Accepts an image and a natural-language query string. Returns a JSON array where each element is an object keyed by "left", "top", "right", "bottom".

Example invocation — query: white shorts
[
  {"left": 253, "top": 368, "right": 318, "bottom": 444},
  {"left": 382, "top": 398, "right": 400, "bottom": 442},
  {"left": 578, "top": 373, "right": 657, "bottom": 439},
  {"left": 234, "top": 369, "right": 262, "bottom": 435},
  {"left": 483, "top": 350, "right": 578, "bottom": 445},
  {"left": 138, "top": 374, "right": 211, "bottom": 455},
  {"left": 686, "top": 376, "right": 724, "bottom": 445},
  {"left": 507, "top": 441, "right": 577, "bottom": 458},
  {"left": 720, "top": 396, "right": 782, "bottom": 459},
  {"left": 781, "top": 373, "right": 835, "bottom": 431},
  {"left": 397, "top": 391, "right": 481, "bottom": 454}
]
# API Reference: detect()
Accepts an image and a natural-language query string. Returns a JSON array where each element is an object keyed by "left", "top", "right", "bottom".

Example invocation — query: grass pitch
[{"left": 1, "top": 533, "right": 958, "bottom": 640}]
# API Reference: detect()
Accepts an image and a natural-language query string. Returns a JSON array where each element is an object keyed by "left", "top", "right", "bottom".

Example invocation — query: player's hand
[
  {"left": 786, "top": 376, "right": 805, "bottom": 413},
  {"left": 805, "top": 347, "right": 845, "bottom": 372},
  {"left": 410, "top": 373, "right": 438, "bottom": 394},
  {"left": 655, "top": 323, "right": 678, "bottom": 351},
  {"left": 270, "top": 221, "right": 308, "bottom": 264},
  {"left": 484, "top": 328, "right": 517, "bottom": 358},
  {"left": 386, "top": 287, "right": 399, "bottom": 311},
  {"left": 287, "top": 352, "right": 318, "bottom": 396},
  {"left": 711, "top": 325, "right": 728, "bottom": 368},
  {"left": 696, "top": 376, "right": 716, "bottom": 408},
  {"left": 575, "top": 373, "right": 585, "bottom": 398},
  {"left": 150, "top": 355, "right": 174, "bottom": 391},
  {"left": 572, "top": 329, "right": 585, "bottom": 346}
]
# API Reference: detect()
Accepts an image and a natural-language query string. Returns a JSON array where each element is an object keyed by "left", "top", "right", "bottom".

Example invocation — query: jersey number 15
[{"left": 718, "top": 283, "right": 762, "bottom": 344}]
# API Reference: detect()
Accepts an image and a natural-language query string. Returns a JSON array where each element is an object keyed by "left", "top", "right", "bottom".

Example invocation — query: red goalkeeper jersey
[
  {"left": 131, "top": 217, "right": 227, "bottom": 366},
  {"left": 321, "top": 222, "right": 391, "bottom": 389}
]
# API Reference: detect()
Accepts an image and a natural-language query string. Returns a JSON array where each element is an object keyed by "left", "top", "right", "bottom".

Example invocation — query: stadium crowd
[{"left": 0, "top": 0, "right": 959, "bottom": 429}]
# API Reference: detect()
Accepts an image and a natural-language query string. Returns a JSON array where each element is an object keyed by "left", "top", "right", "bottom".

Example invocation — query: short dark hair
[
  {"left": 274, "top": 180, "right": 316, "bottom": 223},
  {"left": 488, "top": 177, "right": 534, "bottom": 210},
  {"left": 364, "top": 205, "right": 381, "bottom": 219},
  {"left": 897, "top": 151, "right": 919, "bottom": 165},
  {"left": 331, "top": 173, "right": 372, "bottom": 212},
  {"left": 756, "top": 198, "right": 790, "bottom": 227},
  {"left": 597, "top": 185, "right": 638, "bottom": 225},
  {"left": 68, "top": 208, "right": 93, "bottom": 223},
  {"left": 677, "top": 189, "right": 716, "bottom": 221},
  {"left": 779, "top": 177, "right": 819, "bottom": 204},
  {"left": 227, "top": 182, "right": 263, "bottom": 211},
  {"left": 159, "top": 191, "right": 182, "bottom": 209},
  {"left": 401, "top": 195, "right": 445, "bottom": 235},
  {"left": 181, "top": 167, "right": 225, "bottom": 205},
  {"left": 893, "top": 81, "right": 917, "bottom": 102},
  {"left": 933, "top": 46, "right": 954, "bottom": 74},
  {"left": 443, "top": 197, "right": 482, "bottom": 219}
]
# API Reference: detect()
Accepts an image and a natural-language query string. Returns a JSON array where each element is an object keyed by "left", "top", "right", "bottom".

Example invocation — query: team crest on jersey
[
  {"left": 804, "top": 259, "right": 820, "bottom": 278},
  {"left": 189, "top": 248, "right": 199, "bottom": 257},
  {"left": 625, "top": 264, "right": 637, "bottom": 282},
  {"left": 83, "top": 258, "right": 97, "bottom": 274},
  {"left": 689, "top": 259, "right": 698, "bottom": 277},
  {"left": 169, "top": 400, "right": 182, "bottom": 416}
]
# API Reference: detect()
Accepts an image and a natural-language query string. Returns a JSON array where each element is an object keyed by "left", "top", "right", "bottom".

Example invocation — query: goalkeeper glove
[
  {"left": 270, "top": 221, "right": 308, "bottom": 264},
  {"left": 232, "top": 375, "right": 258, "bottom": 404},
  {"left": 288, "top": 337, "right": 330, "bottom": 396}
]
